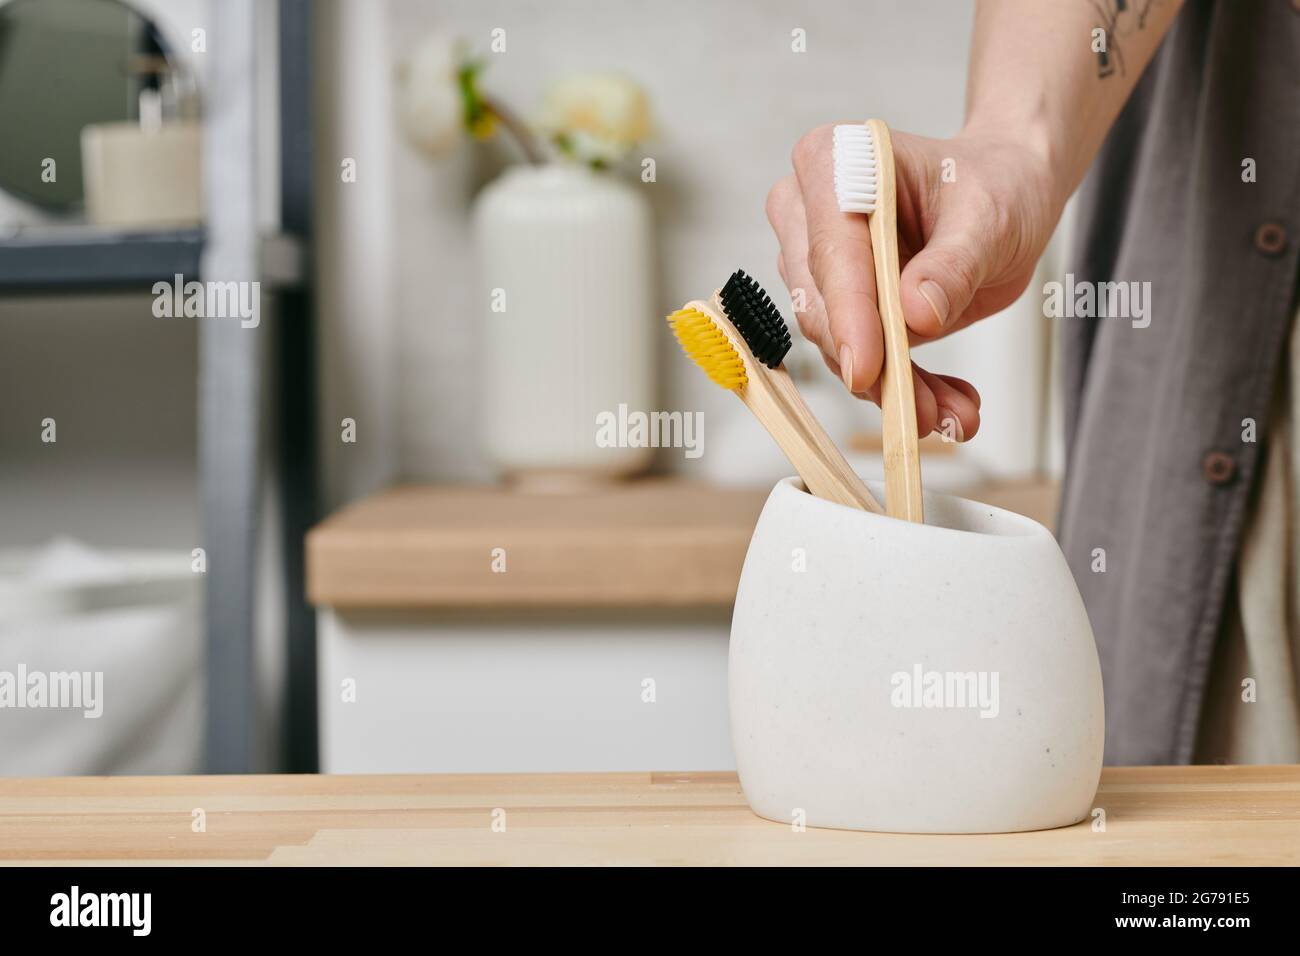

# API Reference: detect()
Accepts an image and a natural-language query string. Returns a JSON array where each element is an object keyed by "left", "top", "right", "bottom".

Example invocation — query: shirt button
[
  {"left": 1203, "top": 451, "right": 1236, "bottom": 485},
  {"left": 1254, "top": 221, "right": 1287, "bottom": 256}
]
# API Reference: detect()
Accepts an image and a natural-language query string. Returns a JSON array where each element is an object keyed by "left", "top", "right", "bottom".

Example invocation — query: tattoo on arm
[{"left": 1089, "top": 0, "right": 1164, "bottom": 79}]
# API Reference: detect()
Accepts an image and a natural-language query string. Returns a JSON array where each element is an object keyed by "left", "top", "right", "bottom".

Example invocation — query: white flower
[
  {"left": 397, "top": 33, "right": 465, "bottom": 158},
  {"left": 538, "top": 72, "right": 652, "bottom": 166}
]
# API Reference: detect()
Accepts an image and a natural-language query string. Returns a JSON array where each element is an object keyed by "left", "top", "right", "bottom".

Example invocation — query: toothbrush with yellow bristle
[{"left": 668, "top": 270, "right": 883, "bottom": 513}]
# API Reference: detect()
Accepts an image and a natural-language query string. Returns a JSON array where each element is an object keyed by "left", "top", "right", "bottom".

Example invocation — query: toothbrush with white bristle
[
  {"left": 831, "top": 119, "right": 924, "bottom": 524},
  {"left": 832, "top": 124, "right": 879, "bottom": 213}
]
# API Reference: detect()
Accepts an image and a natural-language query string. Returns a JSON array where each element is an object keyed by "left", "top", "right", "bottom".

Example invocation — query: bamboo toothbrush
[
  {"left": 668, "top": 270, "right": 883, "bottom": 514},
  {"left": 833, "top": 119, "right": 924, "bottom": 523}
]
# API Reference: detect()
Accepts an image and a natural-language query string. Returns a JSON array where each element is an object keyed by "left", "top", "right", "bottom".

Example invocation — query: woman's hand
[{"left": 765, "top": 124, "right": 1060, "bottom": 441}]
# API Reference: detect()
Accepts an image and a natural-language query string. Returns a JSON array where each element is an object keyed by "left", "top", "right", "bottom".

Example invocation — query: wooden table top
[{"left": 3, "top": 764, "right": 1296, "bottom": 866}]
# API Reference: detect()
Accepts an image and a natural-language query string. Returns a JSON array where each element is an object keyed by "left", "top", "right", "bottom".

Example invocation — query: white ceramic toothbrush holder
[{"left": 730, "top": 478, "right": 1104, "bottom": 834}]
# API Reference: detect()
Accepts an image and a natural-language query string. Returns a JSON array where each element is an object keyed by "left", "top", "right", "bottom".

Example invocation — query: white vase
[
  {"left": 730, "top": 478, "right": 1104, "bottom": 833},
  {"left": 473, "top": 164, "right": 654, "bottom": 485}
]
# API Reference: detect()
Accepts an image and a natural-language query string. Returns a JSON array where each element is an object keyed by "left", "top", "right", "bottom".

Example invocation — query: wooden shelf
[
  {"left": 2, "top": 765, "right": 1296, "bottom": 864},
  {"left": 307, "top": 480, "right": 769, "bottom": 609},
  {"left": 306, "top": 478, "right": 1060, "bottom": 610}
]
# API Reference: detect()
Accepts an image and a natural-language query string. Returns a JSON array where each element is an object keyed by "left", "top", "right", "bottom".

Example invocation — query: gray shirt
[{"left": 1060, "top": 0, "right": 1300, "bottom": 764}]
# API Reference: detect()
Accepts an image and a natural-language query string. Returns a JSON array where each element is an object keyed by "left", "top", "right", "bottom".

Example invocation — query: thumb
[{"left": 898, "top": 215, "right": 992, "bottom": 338}]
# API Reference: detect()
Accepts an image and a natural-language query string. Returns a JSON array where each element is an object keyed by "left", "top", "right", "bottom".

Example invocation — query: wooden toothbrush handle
[
  {"left": 762, "top": 366, "right": 884, "bottom": 514},
  {"left": 741, "top": 370, "right": 883, "bottom": 513},
  {"left": 692, "top": 296, "right": 884, "bottom": 514},
  {"left": 866, "top": 119, "right": 924, "bottom": 523}
]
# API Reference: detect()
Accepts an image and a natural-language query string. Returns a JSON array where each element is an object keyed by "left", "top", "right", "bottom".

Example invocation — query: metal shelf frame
[
  {"left": 199, "top": 0, "right": 317, "bottom": 774},
  {"left": 0, "top": 229, "right": 204, "bottom": 291}
]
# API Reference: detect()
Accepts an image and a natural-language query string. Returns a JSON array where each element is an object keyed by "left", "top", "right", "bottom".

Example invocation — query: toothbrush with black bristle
[
  {"left": 666, "top": 269, "right": 883, "bottom": 513},
  {"left": 718, "top": 269, "right": 793, "bottom": 369}
]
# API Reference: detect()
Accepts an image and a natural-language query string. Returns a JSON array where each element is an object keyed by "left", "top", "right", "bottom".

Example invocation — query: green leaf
[{"left": 457, "top": 60, "right": 487, "bottom": 133}]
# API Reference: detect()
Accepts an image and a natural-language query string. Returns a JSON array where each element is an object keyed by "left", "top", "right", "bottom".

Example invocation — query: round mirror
[{"left": 0, "top": 0, "right": 177, "bottom": 209}]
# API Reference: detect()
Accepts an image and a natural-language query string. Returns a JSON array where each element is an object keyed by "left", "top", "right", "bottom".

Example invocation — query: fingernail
[
  {"left": 839, "top": 344, "right": 854, "bottom": 390},
  {"left": 918, "top": 280, "right": 950, "bottom": 328},
  {"left": 936, "top": 407, "right": 964, "bottom": 443}
]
